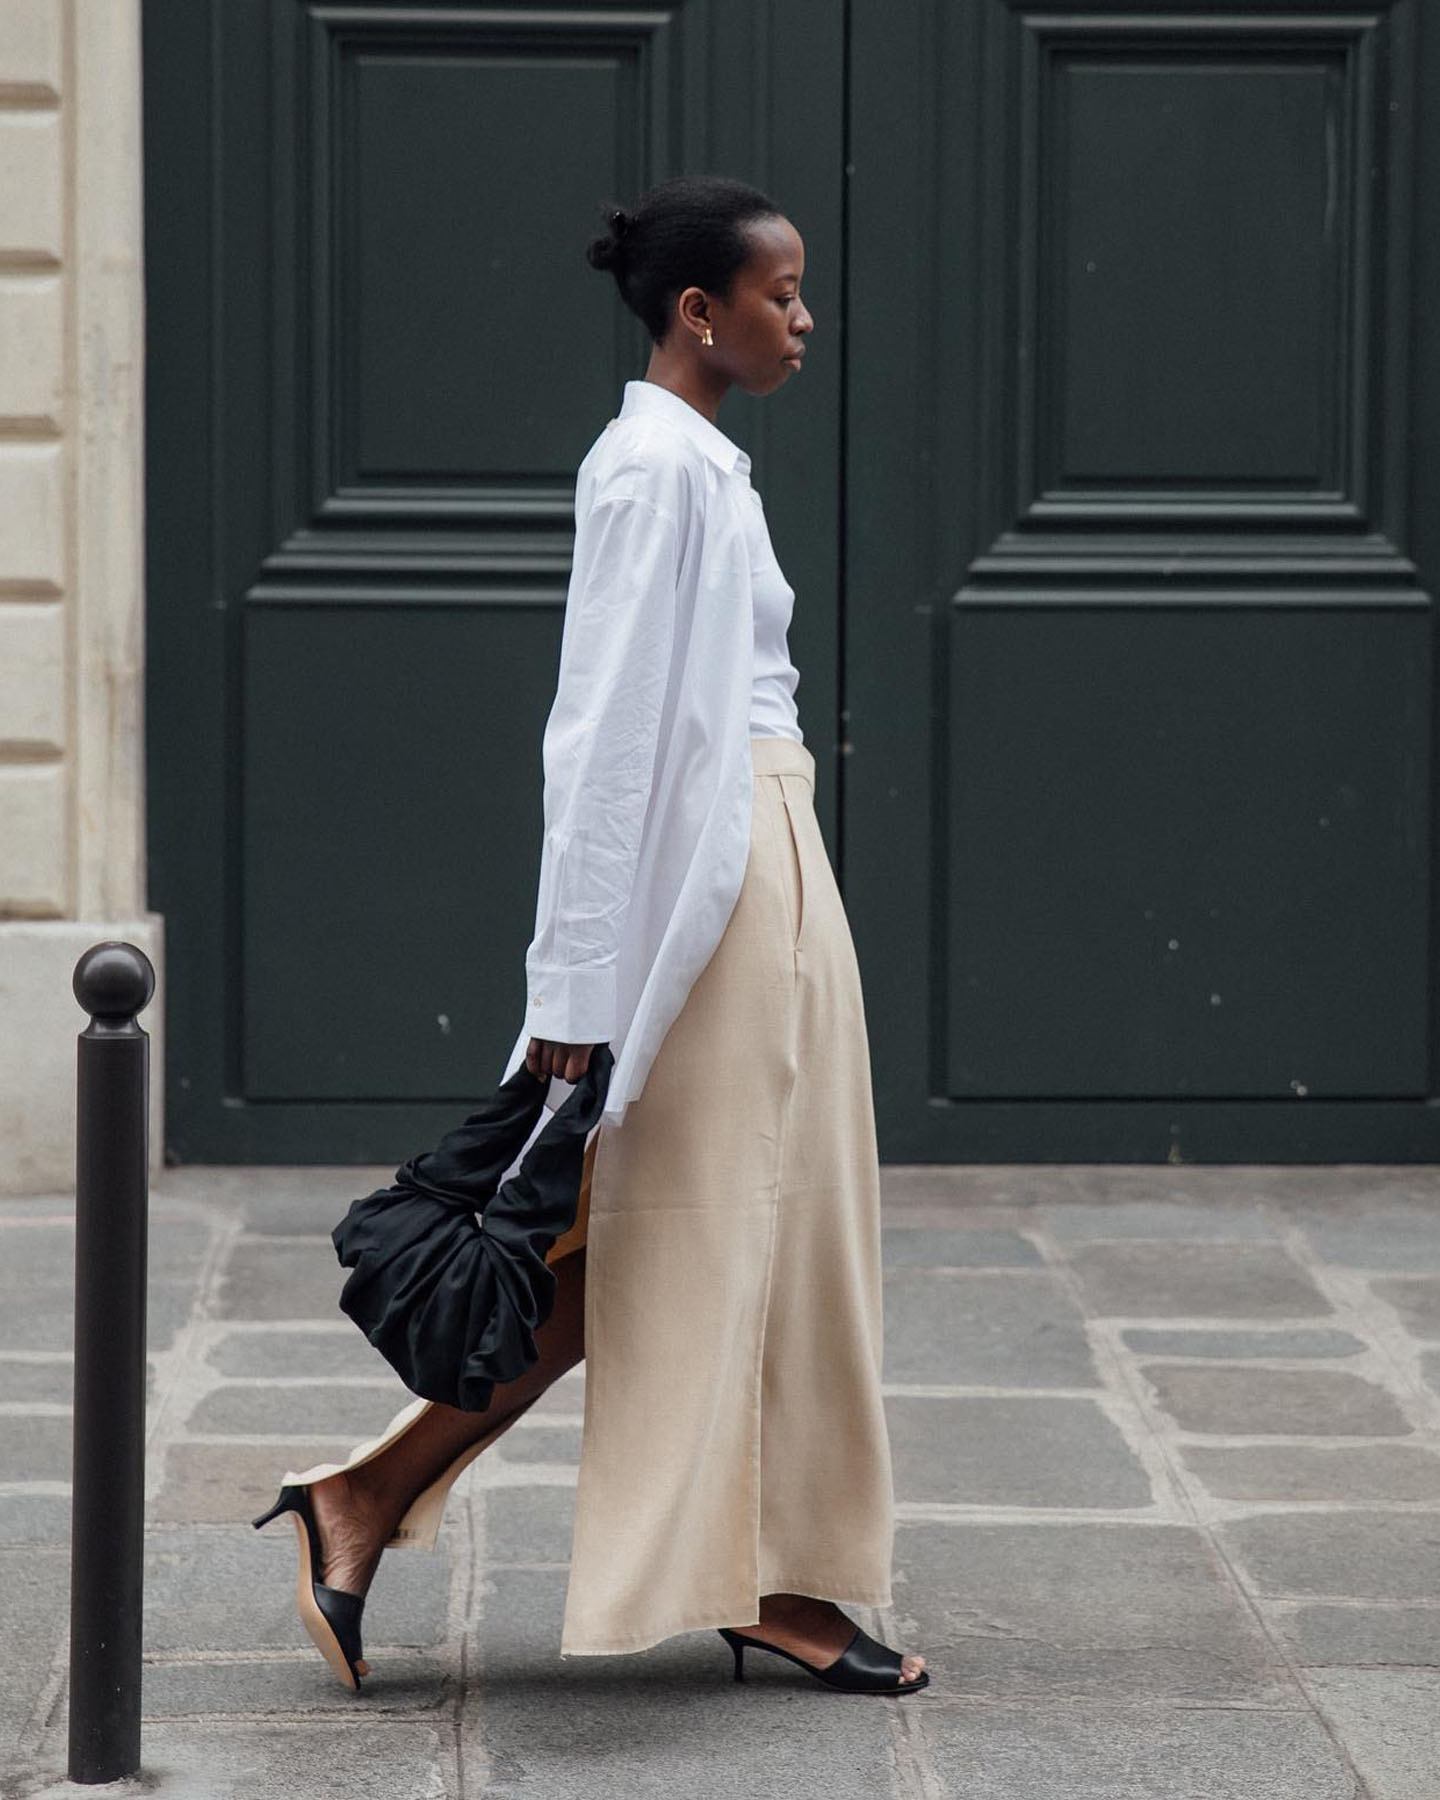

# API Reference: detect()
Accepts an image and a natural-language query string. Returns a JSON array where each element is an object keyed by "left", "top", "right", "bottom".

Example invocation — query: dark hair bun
[
  {"left": 586, "top": 233, "right": 621, "bottom": 272},
  {"left": 586, "top": 205, "right": 633, "bottom": 274}
]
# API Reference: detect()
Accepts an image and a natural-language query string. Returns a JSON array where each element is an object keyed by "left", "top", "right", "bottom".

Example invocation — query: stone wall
[{"left": 0, "top": 0, "right": 163, "bottom": 1193}]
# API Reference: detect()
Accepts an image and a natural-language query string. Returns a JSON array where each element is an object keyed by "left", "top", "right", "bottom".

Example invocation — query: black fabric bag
[{"left": 331, "top": 1042, "right": 613, "bottom": 1411}]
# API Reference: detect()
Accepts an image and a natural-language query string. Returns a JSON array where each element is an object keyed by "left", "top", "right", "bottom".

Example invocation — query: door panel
[
  {"left": 945, "top": 606, "right": 1428, "bottom": 1100},
  {"left": 146, "top": 0, "right": 843, "bottom": 1161},
  {"left": 848, "top": 0, "right": 1437, "bottom": 1162}
]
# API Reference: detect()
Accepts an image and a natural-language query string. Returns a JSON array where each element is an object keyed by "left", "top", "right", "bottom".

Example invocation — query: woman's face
[{"left": 690, "top": 214, "right": 813, "bottom": 395}]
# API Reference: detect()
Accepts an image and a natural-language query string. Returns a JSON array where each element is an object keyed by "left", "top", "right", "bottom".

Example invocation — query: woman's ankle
[{"left": 760, "top": 1591, "right": 837, "bottom": 1619}]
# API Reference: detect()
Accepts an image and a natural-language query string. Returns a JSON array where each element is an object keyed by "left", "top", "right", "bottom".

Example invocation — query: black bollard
[{"left": 67, "top": 943, "right": 155, "bottom": 1784}]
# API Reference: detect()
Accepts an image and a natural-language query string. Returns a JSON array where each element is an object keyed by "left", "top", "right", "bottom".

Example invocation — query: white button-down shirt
[{"left": 496, "top": 379, "right": 781, "bottom": 1130}]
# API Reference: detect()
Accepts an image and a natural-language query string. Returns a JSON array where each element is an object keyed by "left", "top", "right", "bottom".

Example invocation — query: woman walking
[{"left": 254, "top": 175, "right": 928, "bottom": 1697}]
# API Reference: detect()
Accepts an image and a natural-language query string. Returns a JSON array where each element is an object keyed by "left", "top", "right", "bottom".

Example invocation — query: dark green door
[
  {"left": 145, "top": 0, "right": 843, "bottom": 1161},
  {"left": 847, "top": 0, "right": 1436, "bottom": 1162},
  {"left": 150, "top": 0, "right": 1436, "bottom": 1169}
]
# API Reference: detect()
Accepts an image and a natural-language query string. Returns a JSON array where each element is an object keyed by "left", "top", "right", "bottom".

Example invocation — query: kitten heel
[
  {"left": 714, "top": 1620, "right": 930, "bottom": 1696},
  {"left": 719, "top": 1626, "right": 747, "bottom": 1682}
]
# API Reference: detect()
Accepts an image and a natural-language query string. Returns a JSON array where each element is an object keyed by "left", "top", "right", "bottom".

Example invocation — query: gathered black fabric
[{"left": 332, "top": 1043, "right": 613, "bottom": 1411}]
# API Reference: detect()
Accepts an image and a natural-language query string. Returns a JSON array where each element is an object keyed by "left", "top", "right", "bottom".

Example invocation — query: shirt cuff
[{"left": 522, "top": 963, "right": 616, "bottom": 1046}]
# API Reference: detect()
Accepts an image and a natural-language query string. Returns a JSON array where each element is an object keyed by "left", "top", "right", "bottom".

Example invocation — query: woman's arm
[{"left": 520, "top": 486, "right": 681, "bottom": 1066}]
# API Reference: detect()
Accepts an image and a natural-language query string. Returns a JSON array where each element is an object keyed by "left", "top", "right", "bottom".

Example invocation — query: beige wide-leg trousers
[
  {"left": 285, "top": 739, "right": 893, "bottom": 1649},
  {"left": 558, "top": 734, "right": 896, "bottom": 1656}
]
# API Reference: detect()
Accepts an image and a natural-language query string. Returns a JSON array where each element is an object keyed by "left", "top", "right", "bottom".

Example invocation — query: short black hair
[{"left": 586, "top": 174, "right": 785, "bottom": 345}]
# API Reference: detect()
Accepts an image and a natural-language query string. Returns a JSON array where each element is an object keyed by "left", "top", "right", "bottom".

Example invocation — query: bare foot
[
  {"left": 744, "top": 1593, "right": 927, "bottom": 1685},
  {"left": 307, "top": 1471, "right": 390, "bottom": 1677},
  {"left": 309, "top": 1471, "right": 388, "bottom": 1598}
]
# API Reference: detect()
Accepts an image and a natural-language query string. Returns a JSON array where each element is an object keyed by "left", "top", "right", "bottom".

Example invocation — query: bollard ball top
[{"left": 73, "top": 942, "right": 156, "bottom": 1019}]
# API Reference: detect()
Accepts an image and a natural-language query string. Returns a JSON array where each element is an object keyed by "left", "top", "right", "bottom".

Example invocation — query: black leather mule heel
[
  {"left": 717, "top": 1621, "right": 930, "bottom": 1695},
  {"left": 252, "top": 1483, "right": 367, "bottom": 1692}
]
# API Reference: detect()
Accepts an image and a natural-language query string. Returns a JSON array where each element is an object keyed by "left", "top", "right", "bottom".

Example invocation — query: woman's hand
[{"left": 526, "top": 1038, "right": 596, "bottom": 1084}]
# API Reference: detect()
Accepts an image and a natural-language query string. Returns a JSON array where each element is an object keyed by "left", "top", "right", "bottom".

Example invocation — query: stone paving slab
[
  {"left": 1067, "top": 1243, "right": 1332, "bottom": 1320},
  {"left": 205, "top": 1328, "right": 398, "bottom": 1381},
  {"left": 0, "top": 1547, "right": 68, "bottom": 1749},
  {"left": 1040, "top": 1201, "right": 1280, "bottom": 1244},
  {"left": 1180, "top": 1443, "right": 1440, "bottom": 1503},
  {"left": 917, "top": 1703, "right": 1356, "bottom": 1800},
  {"left": 0, "top": 1360, "right": 84, "bottom": 1404},
  {"left": 1222, "top": 1513, "right": 1440, "bottom": 1601},
  {"left": 483, "top": 1485, "right": 576, "bottom": 1565},
  {"left": 186, "top": 1382, "right": 411, "bottom": 1438},
  {"left": 0, "top": 1494, "right": 71, "bottom": 1544},
  {"left": 884, "top": 1270, "right": 1100, "bottom": 1388},
  {"left": 894, "top": 1522, "right": 1293, "bottom": 1702},
  {"left": 1302, "top": 1668, "right": 1440, "bottom": 1800},
  {"left": 1270, "top": 1601, "right": 1440, "bottom": 1667},
  {"left": 0, "top": 1416, "right": 74, "bottom": 1484},
  {"left": 885, "top": 1395, "right": 1152, "bottom": 1509},
  {"left": 1371, "top": 1276, "right": 1440, "bottom": 1338},
  {"left": 1141, "top": 1363, "right": 1412, "bottom": 1436},
  {"left": 1293, "top": 1209, "right": 1440, "bottom": 1271},
  {"left": 881, "top": 1225, "right": 1043, "bottom": 1267},
  {"left": 215, "top": 1240, "right": 349, "bottom": 1322},
  {"left": 1119, "top": 1326, "right": 1366, "bottom": 1359}
]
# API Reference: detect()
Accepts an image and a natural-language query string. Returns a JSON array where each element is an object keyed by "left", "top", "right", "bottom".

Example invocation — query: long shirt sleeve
[{"left": 521, "top": 488, "right": 681, "bottom": 1046}]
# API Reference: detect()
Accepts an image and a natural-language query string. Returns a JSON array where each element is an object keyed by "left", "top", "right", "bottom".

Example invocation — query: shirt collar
[{"left": 618, "top": 379, "right": 751, "bottom": 478}]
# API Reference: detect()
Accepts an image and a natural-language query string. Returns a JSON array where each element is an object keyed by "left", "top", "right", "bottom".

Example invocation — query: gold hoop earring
[{"left": 702, "top": 325, "right": 714, "bottom": 347}]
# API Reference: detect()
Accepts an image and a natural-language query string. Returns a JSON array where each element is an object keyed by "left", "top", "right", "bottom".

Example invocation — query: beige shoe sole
[{"left": 287, "top": 1507, "right": 362, "bottom": 1692}]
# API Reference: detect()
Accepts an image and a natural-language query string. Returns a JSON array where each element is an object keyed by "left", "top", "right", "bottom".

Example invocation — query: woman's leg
[{"left": 309, "top": 1245, "right": 588, "bottom": 1637}]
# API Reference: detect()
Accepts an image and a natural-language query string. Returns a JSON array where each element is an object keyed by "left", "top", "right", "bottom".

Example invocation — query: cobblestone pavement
[{"left": 4, "top": 1165, "right": 1440, "bottom": 1797}]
